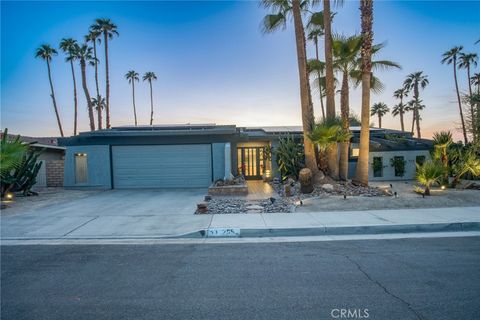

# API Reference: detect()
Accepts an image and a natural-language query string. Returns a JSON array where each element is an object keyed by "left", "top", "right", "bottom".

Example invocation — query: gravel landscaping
[{"left": 197, "top": 197, "right": 294, "bottom": 214}]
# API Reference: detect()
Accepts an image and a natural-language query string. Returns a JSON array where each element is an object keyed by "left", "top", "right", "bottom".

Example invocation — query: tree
[
  {"left": 416, "top": 160, "right": 446, "bottom": 196},
  {"left": 59, "top": 38, "right": 79, "bottom": 135},
  {"left": 73, "top": 44, "right": 96, "bottom": 131},
  {"left": 143, "top": 72, "right": 157, "bottom": 126},
  {"left": 371, "top": 102, "right": 389, "bottom": 128},
  {"left": 261, "top": 0, "right": 318, "bottom": 175},
  {"left": 125, "top": 70, "right": 140, "bottom": 126},
  {"left": 442, "top": 46, "right": 468, "bottom": 144},
  {"left": 432, "top": 131, "right": 453, "bottom": 183},
  {"left": 471, "top": 72, "right": 480, "bottom": 95},
  {"left": 392, "top": 88, "right": 408, "bottom": 131},
  {"left": 35, "top": 44, "right": 64, "bottom": 137},
  {"left": 85, "top": 29, "right": 102, "bottom": 129},
  {"left": 353, "top": 0, "right": 373, "bottom": 186},
  {"left": 403, "top": 71, "right": 429, "bottom": 138},
  {"left": 459, "top": 52, "right": 478, "bottom": 141},
  {"left": 406, "top": 96, "right": 426, "bottom": 136},
  {"left": 91, "top": 18, "right": 118, "bottom": 129},
  {"left": 307, "top": 26, "right": 326, "bottom": 120},
  {"left": 91, "top": 96, "right": 106, "bottom": 129}
]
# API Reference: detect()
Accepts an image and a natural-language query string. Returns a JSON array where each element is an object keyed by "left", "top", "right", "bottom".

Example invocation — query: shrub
[
  {"left": 390, "top": 157, "right": 406, "bottom": 177},
  {"left": 415, "top": 160, "right": 446, "bottom": 195},
  {"left": 275, "top": 135, "right": 305, "bottom": 181}
]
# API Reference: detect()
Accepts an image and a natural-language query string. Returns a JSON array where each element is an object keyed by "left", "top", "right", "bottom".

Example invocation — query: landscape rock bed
[
  {"left": 270, "top": 180, "right": 388, "bottom": 199},
  {"left": 196, "top": 197, "right": 294, "bottom": 214}
]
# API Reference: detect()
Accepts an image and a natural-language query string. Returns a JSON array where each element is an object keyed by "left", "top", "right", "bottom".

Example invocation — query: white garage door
[{"left": 112, "top": 145, "right": 212, "bottom": 188}]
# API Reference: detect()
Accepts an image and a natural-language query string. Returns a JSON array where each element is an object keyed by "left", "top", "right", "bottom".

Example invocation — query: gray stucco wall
[
  {"left": 368, "top": 150, "right": 431, "bottom": 181},
  {"left": 64, "top": 145, "right": 111, "bottom": 189},
  {"left": 212, "top": 143, "right": 226, "bottom": 181}
]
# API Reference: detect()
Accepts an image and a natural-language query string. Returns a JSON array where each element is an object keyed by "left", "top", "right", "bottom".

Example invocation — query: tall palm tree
[
  {"left": 370, "top": 102, "right": 389, "bottom": 128},
  {"left": 125, "top": 70, "right": 139, "bottom": 126},
  {"left": 472, "top": 73, "right": 480, "bottom": 95},
  {"left": 353, "top": 0, "right": 373, "bottom": 187},
  {"left": 85, "top": 29, "right": 102, "bottom": 129},
  {"left": 442, "top": 46, "right": 468, "bottom": 144},
  {"left": 91, "top": 96, "right": 106, "bottom": 129},
  {"left": 261, "top": 0, "right": 318, "bottom": 175},
  {"left": 332, "top": 34, "right": 362, "bottom": 180},
  {"left": 91, "top": 18, "right": 118, "bottom": 129},
  {"left": 403, "top": 71, "right": 429, "bottom": 139},
  {"left": 73, "top": 44, "right": 96, "bottom": 131},
  {"left": 59, "top": 38, "right": 79, "bottom": 135},
  {"left": 406, "top": 97, "right": 426, "bottom": 135},
  {"left": 35, "top": 44, "right": 64, "bottom": 137},
  {"left": 459, "top": 52, "right": 478, "bottom": 141},
  {"left": 307, "top": 27, "right": 326, "bottom": 120},
  {"left": 143, "top": 72, "right": 157, "bottom": 126},
  {"left": 392, "top": 87, "right": 408, "bottom": 131}
]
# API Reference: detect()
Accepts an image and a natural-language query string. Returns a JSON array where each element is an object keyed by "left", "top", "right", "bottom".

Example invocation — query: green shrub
[
  {"left": 275, "top": 135, "right": 305, "bottom": 181},
  {"left": 415, "top": 160, "right": 446, "bottom": 195},
  {"left": 390, "top": 157, "right": 406, "bottom": 177}
]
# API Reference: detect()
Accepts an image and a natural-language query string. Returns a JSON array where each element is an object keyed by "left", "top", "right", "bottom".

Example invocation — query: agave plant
[
  {"left": 275, "top": 135, "right": 305, "bottom": 181},
  {"left": 415, "top": 160, "right": 446, "bottom": 195},
  {"left": 452, "top": 149, "right": 480, "bottom": 185}
]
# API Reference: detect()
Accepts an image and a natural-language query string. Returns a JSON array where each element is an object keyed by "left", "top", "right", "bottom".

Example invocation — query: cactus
[{"left": 299, "top": 168, "right": 314, "bottom": 194}]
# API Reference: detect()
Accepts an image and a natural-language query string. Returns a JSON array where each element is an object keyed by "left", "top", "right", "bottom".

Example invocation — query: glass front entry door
[{"left": 237, "top": 147, "right": 265, "bottom": 180}]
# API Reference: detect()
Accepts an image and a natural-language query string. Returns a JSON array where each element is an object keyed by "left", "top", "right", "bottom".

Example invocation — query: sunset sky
[{"left": 1, "top": 1, "right": 479, "bottom": 140}]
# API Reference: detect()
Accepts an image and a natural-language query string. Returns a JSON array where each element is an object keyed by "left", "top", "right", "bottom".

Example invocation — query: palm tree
[
  {"left": 125, "top": 70, "right": 139, "bottom": 126},
  {"left": 307, "top": 27, "right": 326, "bottom": 120},
  {"left": 73, "top": 44, "right": 96, "bottom": 131},
  {"left": 371, "top": 102, "right": 389, "bottom": 128},
  {"left": 85, "top": 29, "right": 102, "bottom": 129},
  {"left": 91, "top": 96, "right": 106, "bottom": 129},
  {"left": 432, "top": 130, "right": 453, "bottom": 183},
  {"left": 353, "top": 0, "right": 373, "bottom": 187},
  {"left": 261, "top": 0, "right": 318, "bottom": 175},
  {"left": 471, "top": 73, "right": 480, "bottom": 95},
  {"left": 406, "top": 97, "right": 426, "bottom": 135},
  {"left": 392, "top": 88, "right": 408, "bottom": 131},
  {"left": 143, "top": 72, "right": 157, "bottom": 125},
  {"left": 459, "top": 52, "right": 478, "bottom": 141},
  {"left": 35, "top": 44, "right": 64, "bottom": 137},
  {"left": 403, "top": 71, "right": 429, "bottom": 138},
  {"left": 442, "top": 46, "right": 468, "bottom": 144},
  {"left": 59, "top": 38, "right": 79, "bottom": 135},
  {"left": 91, "top": 18, "right": 118, "bottom": 129},
  {"left": 416, "top": 160, "right": 446, "bottom": 196}
]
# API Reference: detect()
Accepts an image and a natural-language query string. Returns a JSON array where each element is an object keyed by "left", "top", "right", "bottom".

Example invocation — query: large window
[
  {"left": 392, "top": 156, "right": 406, "bottom": 177},
  {"left": 416, "top": 155, "right": 426, "bottom": 166},
  {"left": 75, "top": 153, "right": 88, "bottom": 183},
  {"left": 373, "top": 157, "right": 383, "bottom": 177}
]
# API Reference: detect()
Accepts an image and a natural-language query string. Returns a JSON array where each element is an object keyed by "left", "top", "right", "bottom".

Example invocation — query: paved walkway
[{"left": 245, "top": 181, "right": 277, "bottom": 200}]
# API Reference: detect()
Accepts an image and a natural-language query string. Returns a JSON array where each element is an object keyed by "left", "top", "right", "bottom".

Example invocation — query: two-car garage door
[{"left": 112, "top": 145, "right": 212, "bottom": 188}]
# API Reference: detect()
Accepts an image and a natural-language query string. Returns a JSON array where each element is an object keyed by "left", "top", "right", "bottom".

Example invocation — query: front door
[{"left": 237, "top": 147, "right": 265, "bottom": 180}]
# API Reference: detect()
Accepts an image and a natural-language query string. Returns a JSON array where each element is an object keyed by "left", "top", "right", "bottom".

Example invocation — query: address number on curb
[{"left": 206, "top": 228, "right": 241, "bottom": 237}]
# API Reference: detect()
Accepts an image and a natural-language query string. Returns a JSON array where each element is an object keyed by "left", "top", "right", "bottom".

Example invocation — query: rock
[
  {"left": 284, "top": 184, "right": 292, "bottom": 197},
  {"left": 246, "top": 204, "right": 263, "bottom": 210},
  {"left": 196, "top": 202, "right": 208, "bottom": 213},
  {"left": 204, "top": 195, "right": 212, "bottom": 201},
  {"left": 314, "top": 170, "right": 326, "bottom": 184},
  {"left": 299, "top": 168, "right": 314, "bottom": 194},
  {"left": 321, "top": 184, "right": 334, "bottom": 191}
]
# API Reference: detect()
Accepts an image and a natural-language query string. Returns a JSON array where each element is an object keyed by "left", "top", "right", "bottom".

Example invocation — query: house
[
  {"left": 0, "top": 132, "right": 65, "bottom": 187},
  {"left": 57, "top": 124, "right": 433, "bottom": 189}
]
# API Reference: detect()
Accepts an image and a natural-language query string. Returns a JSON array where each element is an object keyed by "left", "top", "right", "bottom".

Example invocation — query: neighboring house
[
  {"left": 0, "top": 132, "right": 65, "bottom": 187},
  {"left": 58, "top": 124, "right": 433, "bottom": 189}
]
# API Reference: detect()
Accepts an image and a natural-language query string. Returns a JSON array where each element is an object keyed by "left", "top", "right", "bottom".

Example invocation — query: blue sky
[{"left": 1, "top": 1, "right": 479, "bottom": 139}]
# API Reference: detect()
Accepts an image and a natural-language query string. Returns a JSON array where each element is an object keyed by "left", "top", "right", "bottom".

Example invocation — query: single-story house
[
  {"left": 57, "top": 124, "right": 433, "bottom": 189},
  {"left": 0, "top": 132, "right": 65, "bottom": 187}
]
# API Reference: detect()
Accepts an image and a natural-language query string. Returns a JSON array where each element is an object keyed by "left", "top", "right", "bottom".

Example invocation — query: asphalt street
[{"left": 2, "top": 237, "right": 480, "bottom": 320}]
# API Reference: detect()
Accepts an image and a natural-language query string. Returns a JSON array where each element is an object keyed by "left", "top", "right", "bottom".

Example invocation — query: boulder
[
  {"left": 299, "top": 168, "right": 314, "bottom": 194},
  {"left": 321, "top": 184, "right": 334, "bottom": 191}
]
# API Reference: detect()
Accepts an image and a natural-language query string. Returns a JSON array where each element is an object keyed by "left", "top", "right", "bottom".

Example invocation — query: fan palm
[
  {"left": 85, "top": 29, "right": 102, "bottom": 129},
  {"left": 392, "top": 88, "right": 408, "bottom": 131},
  {"left": 416, "top": 160, "right": 446, "bottom": 196},
  {"left": 0, "top": 129, "right": 28, "bottom": 176},
  {"left": 91, "top": 18, "right": 118, "bottom": 129},
  {"left": 370, "top": 102, "right": 389, "bottom": 128},
  {"left": 442, "top": 46, "right": 468, "bottom": 144},
  {"left": 403, "top": 71, "right": 429, "bottom": 138},
  {"left": 91, "top": 96, "right": 106, "bottom": 128},
  {"left": 353, "top": 0, "right": 373, "bottom": 187},
  {"left": 261, "top": 0, "right": 318, "bottom": 175},
  {"left": 432, "top": 131, "right": 453, "bottom": 183},
  {"left": 59, "top": 38, "right": 79, "bottom": 135},
  {"left": 452, "top": 149, "right": 480, "bottom": 185},
  {"left": 143, "top": 72, "right": 157, "bottom": 125},
  {"left": 125, "top": 70, "right": 140, "bottom": 126},
  {"left": 73, "top": 44, "right": 96, "bottom": 131},
  {"left": 35, "top": 44, "right": 64, "bottom": 137}
]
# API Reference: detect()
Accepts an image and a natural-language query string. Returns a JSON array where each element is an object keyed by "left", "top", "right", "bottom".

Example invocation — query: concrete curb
[{"left": 179, "top": 222, "right": 480, "bottom": 239}]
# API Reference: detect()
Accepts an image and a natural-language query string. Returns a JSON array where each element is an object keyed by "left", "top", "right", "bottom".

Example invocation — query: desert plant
[
  {"left": 299, "top": 168, "right": 313, "bottom": 193},
  {"left": 415, "top": 160, "right": 446, "bottom": 195},
  {"left": 452, "top": 149, "right": 480, "bottom": 185},
  {"left": 0, "top": 129, "right": 28, "bottom": 176},
  {"left": 390, "top": 157, "right": 406, "bottom": 177},
  {"left": 275, "top": 135, "right": 305, "bottom": 181},
  {"left": 432, "top": 130, "right": 453, "bottom": 183}
]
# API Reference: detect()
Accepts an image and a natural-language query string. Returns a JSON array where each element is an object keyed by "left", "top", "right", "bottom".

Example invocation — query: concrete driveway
[{"left": 1, "top": 189, "right": 212, "bottom": 240}]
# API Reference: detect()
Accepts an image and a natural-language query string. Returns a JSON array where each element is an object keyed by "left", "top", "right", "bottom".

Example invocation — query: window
[
  {"left": 372, "top": 157, "right": 383, "bottom": 177},
  {"left": 75, "top": 153, "right": 88, "bottom": 183},
  {"left": 416, "top": 155, "right": 426, "bottom": 166},
  {"left": 391, "top": 156, "right": 406, "bottom": 177},
  {"left": 351, "top": 148, "right": 360, "bottom": 157}
]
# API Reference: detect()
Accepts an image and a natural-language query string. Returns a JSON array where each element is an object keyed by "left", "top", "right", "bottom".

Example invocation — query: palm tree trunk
[
  {"left": 411, "top": 110, "right": 415, "bottom": 134},
  {"left": 453, "top": 61, "right": 468, "bottom": 144},
  {"left": 466, "top": 65, "right": 476, "bottom": 141},
  {"left": 132, "top": 81, "right": 138, "bottom": 126},
  {"left": 69, "top": 60, "right": 78, "bottom": 136},
  {"left": 399, "top": 96, "right": 405, "bottom": 131},
  {"left": 292, "top": 0, "right": 318, "bottom": 174},
  {"left": 93, "top": 40, "right": 102, "bottom": 130},
  {"left": 46, "top": 60, "right": 64, "bottom": 137},
  {"left": 415, "top": 106, "right": 421, "bottom": 138},
  {"left": 323, "top": 0, "right": 338, "bottom": 179},
  {"left": 378, "top": 115, "right": 381, "bottom": 128},
  {"left": 149, "top": 80, "right": 154, "bottom": 125},
  {"left": 314, "top": 38, "right": 325, "bottom": 121},
  {"left": 104, "top": 32, "right": 111, "bottom": 129},
  {"left": 339, "top": 70, "right": 350, "bottom": 181},
  {"left": 81, "top": 61, "right": 95, "bottom": 131},
  {"left": 413, "top": 86, "right": 421, "bottom": 138},
  {"left": 353, "top": 0, "right": 373, "bottom": 187}
]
